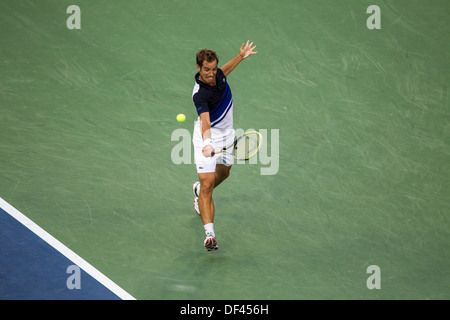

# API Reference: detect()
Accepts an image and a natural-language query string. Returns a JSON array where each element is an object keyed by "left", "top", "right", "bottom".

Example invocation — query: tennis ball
[{"left": 176, "top": 114, "right": 186, "bottom": 122}]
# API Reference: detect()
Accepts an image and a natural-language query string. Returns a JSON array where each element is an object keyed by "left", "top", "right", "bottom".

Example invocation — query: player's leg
[
  {"left": 198, "top": 171, "right": 218, "bottom": 251},
  {"left": 198, "top": 171, "right": 215, "bottom": 225},
  {"left": 199, "top": 164, "right": 229, "bottom": 250},
  {"left": 213, "top": 138, "right": 233, "bottom": 188},
  {"left": 214, "top": 164, "right": 231, "bottom": 188},
  {"left": 193, "top": 164, "right": 231, "bottom": 194},
  {"left": 193, "top": 140, "right": 218, "bottom": 250},
  {"left": 192, "top": 126, "right": 232, "bottom": 251}
]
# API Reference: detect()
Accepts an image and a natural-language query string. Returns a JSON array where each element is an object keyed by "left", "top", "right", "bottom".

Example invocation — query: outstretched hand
[{"left": 239, "top": 40, "right": 258, "bottom": 59}]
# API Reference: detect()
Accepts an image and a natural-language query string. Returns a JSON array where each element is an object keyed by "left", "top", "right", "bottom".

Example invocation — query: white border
[{"left": 0, "top": 197, "right": 136, "bottom": 300}]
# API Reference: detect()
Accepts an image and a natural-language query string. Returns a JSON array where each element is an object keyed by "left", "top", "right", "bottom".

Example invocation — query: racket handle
[{"left": 211, "top": 150, "right": 215, "bottom": 157}]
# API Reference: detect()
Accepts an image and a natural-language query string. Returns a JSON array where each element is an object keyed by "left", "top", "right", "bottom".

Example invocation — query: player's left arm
[{"left": 221, "top": 40, "right": 258, "bottom": 76}]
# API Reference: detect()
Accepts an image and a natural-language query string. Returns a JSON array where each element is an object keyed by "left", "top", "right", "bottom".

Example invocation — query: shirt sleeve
[{"left": 193, "top": 92, "right": 209, "bottom": 115}]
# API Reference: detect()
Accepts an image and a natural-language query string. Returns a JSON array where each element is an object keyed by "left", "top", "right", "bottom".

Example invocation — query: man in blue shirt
[{"left": 191, "top": 41, "right": 258, "bottom": 251}]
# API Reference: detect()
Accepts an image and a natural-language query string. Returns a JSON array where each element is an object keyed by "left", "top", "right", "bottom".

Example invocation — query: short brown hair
[{"left": 196, "top": 49, "right": 218, "bottom": 68}]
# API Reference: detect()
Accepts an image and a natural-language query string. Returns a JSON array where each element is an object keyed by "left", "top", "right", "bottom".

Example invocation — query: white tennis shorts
[{"left": 192, "top": 120, "right": 235, "bottom": 173}]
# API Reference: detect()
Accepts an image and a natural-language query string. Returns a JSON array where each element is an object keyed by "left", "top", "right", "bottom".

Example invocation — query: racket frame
[{"left": 211, "top": 130, "right": 262, "bottom": 160}]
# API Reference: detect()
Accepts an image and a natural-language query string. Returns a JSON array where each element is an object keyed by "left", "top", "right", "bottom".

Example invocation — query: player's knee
[
  {"left": 218, "top": 165, "right": 231, "bottom": 180},
  {"left": 200, "top": 179, "right": 214, "bottom": 194}
]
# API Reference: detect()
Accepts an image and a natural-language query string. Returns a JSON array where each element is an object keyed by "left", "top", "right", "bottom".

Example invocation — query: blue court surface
[{"left": 0, "top": 199, "right": 134, "bottom": 300}]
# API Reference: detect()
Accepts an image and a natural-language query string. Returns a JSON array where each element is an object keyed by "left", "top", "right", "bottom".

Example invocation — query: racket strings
[{"left": 235, "top": 133, "right": 260, "bottom": 160}]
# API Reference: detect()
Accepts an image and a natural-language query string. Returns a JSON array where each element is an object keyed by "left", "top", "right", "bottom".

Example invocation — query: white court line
[{"left": 0, "top": 197, "right": 136, "bottom": 300}]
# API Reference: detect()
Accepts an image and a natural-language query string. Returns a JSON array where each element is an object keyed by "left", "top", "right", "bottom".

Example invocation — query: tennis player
[{"left": 191, "top": 40, "right": 258, "bottom": 251}]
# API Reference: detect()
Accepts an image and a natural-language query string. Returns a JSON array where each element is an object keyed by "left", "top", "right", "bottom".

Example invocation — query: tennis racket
[{"left": 211, "top": 131, "right": 262, "bottom": 160}]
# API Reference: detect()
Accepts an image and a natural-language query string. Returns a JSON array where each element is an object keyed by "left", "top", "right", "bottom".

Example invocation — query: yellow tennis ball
[{"left": 176, "top": 114, "right": 186, "bottom": 122}]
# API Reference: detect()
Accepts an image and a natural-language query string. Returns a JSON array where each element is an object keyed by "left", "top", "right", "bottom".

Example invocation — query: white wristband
[{"left": 203, "top": 138, "right": 212, "bottom": 148}]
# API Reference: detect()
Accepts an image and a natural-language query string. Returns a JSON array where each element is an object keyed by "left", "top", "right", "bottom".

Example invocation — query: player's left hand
[{"left": 240, "top": 40, "right": 258, "bottom": 59}]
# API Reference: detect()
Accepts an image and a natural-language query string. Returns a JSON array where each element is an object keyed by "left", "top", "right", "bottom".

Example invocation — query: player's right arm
[{"left": 199, "top": 112, "right": 213, "bottom": 157}]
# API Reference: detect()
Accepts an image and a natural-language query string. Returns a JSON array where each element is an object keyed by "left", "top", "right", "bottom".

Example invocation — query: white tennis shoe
[
  {"left": 193, "top": 182, "right": 200, "bottom": 215},
  {"left": 192, "top": 181, "right": 200, "bottom": 197},
  {"left": 193, "top": 197, "right": 200, "bottom": 215},
  {"left": 204, "top": 232, "right": 218, "bottom": 251}
]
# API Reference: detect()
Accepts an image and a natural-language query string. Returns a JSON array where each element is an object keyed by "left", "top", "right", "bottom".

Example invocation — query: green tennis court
[{"left": 1, "top": 0, "right": 448, "bottom": 299}]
